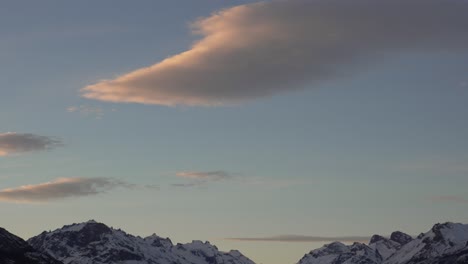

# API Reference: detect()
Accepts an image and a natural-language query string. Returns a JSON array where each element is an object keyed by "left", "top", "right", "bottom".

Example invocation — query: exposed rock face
[
  {"left": 0, "top": 227, "right": 62, "bottom": 264},
  {"left": 389, "top": 232, "right": 413, "bottom": 246},
  {"left": 28, "top": 220, "right": 255, "bottom": 264}
]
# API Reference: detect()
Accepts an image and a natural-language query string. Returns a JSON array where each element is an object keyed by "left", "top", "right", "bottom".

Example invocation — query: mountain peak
[
  {"left": 368, "top": 234, "right": 402, "bottom": 261},
  {"left": 144, "top": 233, "right": 173, "bottom": 248},
  {"left": 53, "top": 220, "right": 112, "bottom": 240},
  {"left": 430, "top": 222, "right": 468, "bottom": 244},
  {"left": 320, "top": 241, "right": 349, "bottom": 254},
  {"left": 389, "top": 231, "right": 412, "bottom": 245},
  {"left": 370, "top": 235, "right": 387, "bottom": 244}
]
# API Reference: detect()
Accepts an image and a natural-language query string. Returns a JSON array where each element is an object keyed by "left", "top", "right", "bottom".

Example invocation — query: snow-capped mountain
[
  {"left": 0, "top": 227, "right": 62, "bottom": 264},
  {"left": 297, "top": 222, "right": 468, "bottom": 264},
  {"left": 28, "top": 220, "right": 255, "bottom": 264},
  {"left": 383, "top": 222, "right": 468, "bottom": 264}
]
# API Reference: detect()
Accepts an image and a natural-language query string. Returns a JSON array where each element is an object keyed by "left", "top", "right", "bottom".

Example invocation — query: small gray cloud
[
  {"left": 429, "top": 195, "right": 468, "bottom": 203},
  {"left": 240, "top": 177, "right": 313, "bottom": 189},
  {"left": 67, "top": 105, "right": 116, "bottom": 119},
  {"left": 226, "top": 235, "right": 371, "bottom": 243},
  {"left": 143, "top": 184, "right": 160, "bottom": 190},
  {"left": 82, "top": 0, "right": 468, "bottom": 106},
  {"left": 0, "top": 177, "right": 151, "bottom": 203},
  {"left": 0, "top": 132, "right": 62, "bottom": 156},
  {"left": 172, "top": 170, "right": 231, "bottom": 187}
]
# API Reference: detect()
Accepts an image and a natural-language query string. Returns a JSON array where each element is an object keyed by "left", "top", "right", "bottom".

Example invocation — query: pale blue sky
[{"left": 1, "top": 1, "right": 468, "bottom": 264}]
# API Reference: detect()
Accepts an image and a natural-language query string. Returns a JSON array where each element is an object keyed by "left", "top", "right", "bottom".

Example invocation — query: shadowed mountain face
[
  {"left": 0, "top": 227, "right": 62, "bottom": 264},
  {"left": 297, "top": 222, "right": 468, "bottom": 264},
  {"left": 28, "top": 220, "right": 255, "bottom": 264}
]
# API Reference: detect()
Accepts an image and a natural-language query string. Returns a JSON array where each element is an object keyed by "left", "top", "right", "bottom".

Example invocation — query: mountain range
[
  {"left": 1, "top": 220, "right": 254, "bottom": 264},
  {"left": 1, "top": 221, "right": 467, "bottom": 264}
]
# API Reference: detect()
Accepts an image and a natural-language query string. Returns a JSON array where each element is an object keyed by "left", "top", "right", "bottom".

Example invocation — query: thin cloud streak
[
  {"left": 172, "top": 171, "right": 232, "bottom": 188},
  {"left": 175, "top": 171, "right": 231, "bottom": 181},
  {"left": 171, "top": 183, "right": 201, "bottom": 188},
  {"left": 82, "top": 0, "right": 468, "bottom": 106},
  {"left": 0, "top": 177, "right": 154, "bottom": 203},
  {"left": 0, "top": 132, "right": 62, "bottom": 156},
  {"left": 226, "top": 235, "right": 371, "bottom": 243}
]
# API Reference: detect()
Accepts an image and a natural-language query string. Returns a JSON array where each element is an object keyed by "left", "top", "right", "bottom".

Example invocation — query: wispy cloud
[
  {"left": 82, "top": 0, "right": 468, "bottom": 106},
  {"left": 0, "top": 132, "right": 62, "bottom": 156},
  {"left": 176, "top": 171, "right": 231, "bottom": 181},
  {"left": 171, "top": 183, "right": 201, "bottom": 188},
  {"left": 0, "top": 177, "right": 156, "bottom": 203},
  {"left": 226, "top": 235, "right": 371, "bottom": 243},
  {"left": 67, "top": 105, "right": 114, "bottom": 119},
  {"left": 429, "top": 195, "right": 468, "bottom": 204},
  {"left": 171, "top": 171, "right": 312, "bottom": 189},
  {"left": 172, "top": 170, "right": 231, "bottom": 187}
]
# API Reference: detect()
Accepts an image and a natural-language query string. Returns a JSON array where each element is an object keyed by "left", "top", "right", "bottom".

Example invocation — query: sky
[{"left": 1, "top": 1, "right": 468, "bottom": 264}]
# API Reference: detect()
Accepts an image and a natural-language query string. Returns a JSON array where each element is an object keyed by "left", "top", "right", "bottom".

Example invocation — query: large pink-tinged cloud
[
  {"left": 82, "top": 0, "right": 468, "bottom": 106},
  {"left": 0, "top": 132, "right": 61, "bottom": 156},
  {"left": 0, "top": 177, "right": 137, "bottom": 203}
]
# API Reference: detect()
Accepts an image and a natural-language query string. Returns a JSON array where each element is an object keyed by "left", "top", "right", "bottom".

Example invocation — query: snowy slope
[
  {"left": 28, "top": 220, "right": 255, "bottom": 264},
  {"left": 297, "top": 241, "right": 382, "bottom": 264},
  {"left": 368, "top": 235, "right": 401, "bottom": 260},
  {"left": 0, "top": 227, "right": 62, "bottom": 264}
]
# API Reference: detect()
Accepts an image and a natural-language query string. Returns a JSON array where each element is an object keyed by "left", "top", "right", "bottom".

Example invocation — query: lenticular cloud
[{"left": 82, "top": 0, "right": 468, "bottom": 106}]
